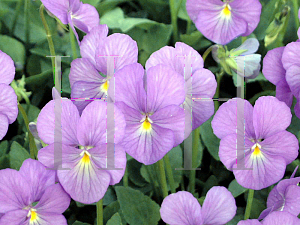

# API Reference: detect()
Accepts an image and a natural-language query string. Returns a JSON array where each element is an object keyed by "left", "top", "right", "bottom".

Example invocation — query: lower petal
[
  {"left": 237, "top": 220, "right": 261, "bottom": 225},
  {"left": 31, "top": 212, "right": 68, "bottom": 225},
  {"left": 0, "top": 210, "right": 28, "bottom": 225},
  {"left": 0, "top": 114, "right": 8, "bottom": 140},
  {"left": 262, "top": 211, "right": 300, "bottom": 225}
]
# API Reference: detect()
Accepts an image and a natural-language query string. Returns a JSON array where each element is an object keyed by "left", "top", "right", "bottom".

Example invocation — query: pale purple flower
[
  {"left": 238, "top": 211, "right": 300, "bottom": 225},
  {"left": 37, "top": 99, "right": 127, "bottom": 204},
  {"left": 258, "top": 167, "right": 300, "bottom": 220},
  {"left": 112, "top": 63, "right": 185, "bottom": 165},
  {"left": 282, "top": 41, "right": 300, "bottom": 119},
  {"left": 41, "top": 0, "right": 99, "bottom": 42},
  {"left": 160, "top": 187, "right": 236, "bottom": 225},
  {"left": 69, "top": 25, "right": 138, "bottom": 113},
  {"left": 263, "top": 47, "right": 294, "bottom": 108},
  {"left": 186, "top": 0, "right": 262, "bottom": 45},
  {"left": 0, "top": 159, "right": 70, "bottom": 224},
  {"left": 212, "top": 96, "right": 299, "bottom": 190},
  {"left": 145, "top": 42, "right": 217, "bottom": 131},
  {"left": 0, "top": 50, "right": 18, "bottom": 140}
]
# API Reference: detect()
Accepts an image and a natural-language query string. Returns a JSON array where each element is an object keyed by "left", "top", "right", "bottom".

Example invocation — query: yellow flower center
[
  {"left": 222, "top": 5, "right": 231, "bottom": 17},
  {"left": 26, "top": 209, "right": 38, "bottom": 223},
  {"left": 251, "top": 143, "right": 262, "bottom": 156},
  {"left": 100, "top": 81, "right": 109, "bottom": 93},
  {"left": 80, "top": 150, "right": 91, "bottom": 164},
  {"left": 141, "top": 116, "right": 152, "bottom": 131}
]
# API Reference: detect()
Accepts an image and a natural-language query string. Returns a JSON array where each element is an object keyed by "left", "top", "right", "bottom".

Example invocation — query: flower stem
[
  {"left": 39, "top": 4, "right": 56, "bottom": 82},
  {"left": 96, "top": 199, "right": 103, "bottom": 225},
  {"left": 242, "top": 36, "right": 247, "bottom": 43},
  {"left": 244, "top": 189, "right": 254, "bottom": 220},
  {"left": 69, "top": 28, "right": 78, "bottom": 59},
  {"left": 202, "top": 46, "right": 213, "bottom": 63},
  {"left": 18, "top": 103, "right": 38, "bottom": 159},
  {"left": 164, "top": 154, "right": 176, "bottom": 193},
  {"left": 214, "top": 70, "right": 224, "bottom": 111},
  {"left": 292, "top": 0, "right": 300, "bottom": 29},
  {"left": 24, "top": 0, "right": 30, "bottom": 48},
  {"left": 10, "top": 0, "right": 23, "bottom": 35},
  {"left": 157, "top": 159, "right": 169, "bottom": 198},
  {"left": 169, "top": 0, "right": 178, "bottom": 41},
  {"left": 123, "top": 166, "right": 128, "bottom": 187},
  {"left": 188, "top": 127, "right": 200, "bottom": 194},
  {"left": 186, "top": 19, "right": 192, "bottom": 35}
]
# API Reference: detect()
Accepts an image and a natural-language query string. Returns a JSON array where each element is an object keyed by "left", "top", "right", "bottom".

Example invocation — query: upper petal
[
  {"left": 146, "top": 65, "right": 185, "bottom": 113},
  {"left": 0, "top": 84, "right": 18, "bottom": 124},
  {"left": 252, "top": 96, "right": 292, "bottom": 139},
  {"left": 282, "top": 42, "right": 300, "bottom": 70},
  {"left": 40, "top": 0, "right": 69, "bottom": 24},
  {"left": 0, "top": 50, "right": 15, "bottom": 85},
  {"left": 275, "top": 79, "right": 293, "bottom": 108},
  {"left": 160, "top": 191, "right": 203, "bottom": 225},
  {"left": 202, "top": 186, "right": 237, "bottom": 224},
  {"left": 0, "top": 114, "right": 8, "bottom": 141},
  {"left": 234, "top": 38, "right": 260, "bottom": 55},
  {"left": 262, "top": 211, "right": 300, "bottom": 225},
  {"left": 285, "top": 65, "right": 300, "bottom": 100},
  {"left": 238, "top": 220, "right": 261, "bottom": 225}
]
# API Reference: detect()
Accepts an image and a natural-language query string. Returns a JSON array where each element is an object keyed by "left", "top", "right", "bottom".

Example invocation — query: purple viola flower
[
  {"left": 41, "top": 0, "right": 99, "bottom": 42},
  {"left": 145, "top": 42, "right": 217, "bottom": 131},
  {"left": 282, "top": 41, "right": 300, "bottom": 119},
  {"left": 0, "top": 158, "right": 70, "bottom": 224},
  {"left": 186, "top": 0, "right": 262, "bottom": 45},
  {"left": 258, "top": 167, "right": 300, "bottom": 220},
  {"left": 0, "top": 50, "right": 18, "bottom": 140},
  {"left": 69, "top": 25, "right": 138, "bottom": 113},
  {"left": 263, "top": 47, "right": 294, "bottom": 108},
  {"left": 238, "top": 211, "right": 300, "bottom": 225},
  {"left": 37, "top": 99, "right": 127, "bottom": 204},
  {"left": 160, "top": 186, "right": 236, "bottom": 225},
  {"left": 112, "top": 63, "right": 185, "bottom": 165},
  {"left": 211, "top": 96, "right": 299, "bottom": 190}
]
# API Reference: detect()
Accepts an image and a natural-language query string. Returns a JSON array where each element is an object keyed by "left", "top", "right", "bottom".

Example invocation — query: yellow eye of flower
[
  {"left": 251, "top": 143, "right": 262, "bottom": 156},
  {"left": 30, "top": 211, "right": 38, "bottom": 222},
  {"left": 142, "top": 120, "right": 151, "bottom": 130},
  {"left": 100, "top": 81, "right": 109, "bottom": 93},
  {"left": 81, "top": 152, "right": 90, "bottom": 164},
  {"left": 222, "top": 5, "right": 231, "bottom": 17}
]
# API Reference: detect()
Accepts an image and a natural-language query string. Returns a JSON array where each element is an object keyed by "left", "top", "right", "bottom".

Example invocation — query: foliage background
[{"left": 0, "top": 0, "right": 300, "bottom": 224}]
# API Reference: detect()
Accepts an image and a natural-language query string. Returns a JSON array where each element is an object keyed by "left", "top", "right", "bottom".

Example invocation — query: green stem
[
  {"left": 244, "top": 189, "right": 254, "bottom": 220},
  {"left": 169, "top": 0, "right": 178, "bottom": 41},
  {"left": 292, "top": 0, "right": 300, "bottom": 29},
  {"left": 188, "top": 127, "right": 200, "bottom": 194},
  {"left": 186, "top": 19, "right": 192, "bottom": 35},
  {"left": 202, "top": 46, "right": 213, "bottom": 63},
  {"left": 241, "top": 36, "right": 247, "bottom": 43},
  {"left": 18, "top": 103, "right": 38, "bottom": 159},
  {"left": 69, "top": 29, "right": 78, "bottom": 59},
  {"left": 214, "top": 70, "right": 224, "bottom": 110},
  {"left": 157, "top": 159, "right": 169, "bottom": 198},
  {"left": 96, "top": 199, "right": 103, "bottom": 225},
  {"left": 24, "top": 0, "right": 30, "bottom": 48},
  {"left": 146, "top": 165, "right": 160, "bottom": 198},
  {"left": 163, "top": 154, "right": 176, "bottom": 193},
  {"left": 39, "top": 4, "right": 56, "bottom": 82},
  {"left": 10, "top": 0, "right": 23, "bottom": 35},
  {"left": 123, "top": 166, "right": 128, "bottom": 187}
]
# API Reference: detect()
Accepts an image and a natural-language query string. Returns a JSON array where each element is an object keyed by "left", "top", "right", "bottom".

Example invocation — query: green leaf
[
  {"left": 180, "top": 31, "right": 211, "bottom": 51},
  {"left": 97, "top": 0, "right": 133, "bottom": 16},
  {"left": 0, "top": 35, "right": 25, "bottom": 69},
  {"left": 103, "top": 201, "right": 127, "bottom": 225},
  {"left": 0, "top": 155, "right": 10, "bottom": 170},
  {"left": 115, "top": 186, "right": 161, "bottom": 225},
  {"left": 9, "top": 141, "right": 30, "bottom": 170},
  {"left": 107, "top": 213, "right": 123, "bottom": 225},
  {"left": 0, "top": 140, "right": 9, "bottom": 157},
  {"left": 165, "top": 145, "right": 183, "bottom": 189},
  {"left": 228, "top": 179, "right": 247, "bottom": 198},
  {"left": 201, "top": 175, "right": 218, "bottom": 196},
  {"left": 81, "top": 0, "right": 101, "bottom": 6},
  {"left": 226, "top": 207, "right": 244, "bottom": 225},
  {"left": 200, "top": 117, "right": 220, "bottom": 161},
  {"left": 72, "top": 221, "right": 90, "bottom": 225},
  {"left": 127, "top": 159, "right": 148, "bottom": 187},
  {"left": 62, "top": 68, "right": 71, "bottom": 94}
]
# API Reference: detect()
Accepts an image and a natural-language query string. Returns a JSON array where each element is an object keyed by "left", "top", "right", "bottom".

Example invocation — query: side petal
[
  {"left": 0, "top": 84, "right": 18, "bottom": 123},
  {"left": 0, "top": 169, "right": 30, "bottom": 212},
  {"left": 0, "top": 114, "right": 9, "bottom": 140},
  {"left": 77, "top": 101, "right": 126, "bottom": 146},
  {"left": 69, "top": 58, "right": 104, "bottom": 88},
  {"left": 286, "top": 65, "right": 300, "bottom": 100},
  {"left": 71, "top": 3, "right": 100, "bottom": 33},
  {"left": 275, "top": 79, "right": 293, "bottom": 108},
  {"left": 261, "top": 131, "right": 299, "bottom": 165},
  {"left": 295, "top": 99, "right": 300, "bottom": 119},
  {"left": 31, "top": 212, "right": 68, "bottom": 225},
  {"left": 146, "top": 65, "right": 185, "bottom": 112},
  {"left": 40, "top": 0, "right": 69, "bottom": 24},
  {"left": 262, "top": 47, "right": 285, "bottom": 85},
  {"left": 0, "top": 50, "right": 15, "bottom": 85},
  {"left": 202, "top": 186, "right": 237, "bottom": 225},
  {"left": 236, "top": 54, "right": 261, "bottom": 78},
  {"left": 37, "top": 99, "right": 80, "bottom": 145},
  {"left": 262, "top": 211, "right": 300, "bottom": 225},
  {"left": 95, "top": 33, "right": 138, "bottom": 75},
  {"left": 34, "top": 183, "right": 70, "bottom": 214},
  {"left": 252, "top": 96, "right": 292, "bottom": 139},
  {"left": 234, "top": 38, "right": 259, "bottom": 55},
  {"left": 19, "top": 159, "right": 55, "bottom": 203},
  {"left": 211, "top": 98, "right": 255, "bottom": 140},
  {"left": 237, "top": 220, "right": 261, "bottom": 225},
  {"left": 279, "top": 185, "right": 300, "bottom": 216},
  {"left": 160, "top": 191, "right": 203, "bottom": 225},
  {"left": 282, "top": 42, "right": 300, "bottom": 70},
  {"left": 0, "top": 210, "right": 28, "bottom": 225},
  {"left": 80, "top": 25, "right": 109, "bottom": 66}
]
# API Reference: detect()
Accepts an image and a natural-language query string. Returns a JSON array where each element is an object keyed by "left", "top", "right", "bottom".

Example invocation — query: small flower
[
  {"left": 160, "top": 187, "right": 236, "bottom": 225},
  {"left": 0, "top": 50, "right": 18, "bottom": 140},
  {"left": 186, "top": 0, "right": 262, "bottom": 45},
  {"left": 37, "top": 98, "right": 127, "bottom": 204},
  {"left": 258, "top": 167, "right": 300, "bottom": 220},
  {"left": 69, "top": 25, "right": 138, "bottom": 113},
  {"left": 212, "top": 38, "right": 261, "bottom": 79},
  {"left": 145, "top": 42, "right": 217, "bottom": 131},
  {"left": 212, "top": 96, "right": 299, "bottom": 190},
  {"left": 40, "top": 0, "right": 100, "bottom": 42},
  {"left": 113, "top": 63, "right": 185, "bottom": 165},
  {"left": 0, "top": 159, "right": 70, "bottom": 224},
  {"left": 238, "top": 211, "right": 300, "bottom": 225}
]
